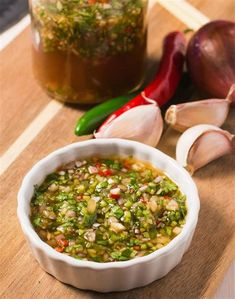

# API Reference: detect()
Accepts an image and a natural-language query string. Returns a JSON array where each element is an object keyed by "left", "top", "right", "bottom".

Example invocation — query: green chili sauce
[
  {"left": 32, "top": 0, "right": 147, "bottom": 57},
  {"left": 31, "top": 0, "right": 147, "bottom": 103},
  {"left": 31, "top": 157, "right": 187, "bottom": 262}
]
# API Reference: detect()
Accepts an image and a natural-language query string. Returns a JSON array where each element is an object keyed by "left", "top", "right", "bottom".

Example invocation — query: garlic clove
[
  {"left": 176, "top": 124, "right": 235, "bottom": 173},
  {"left": 187, "top": 130, "right": 234, "bottom": 172},
  {"left": 165, "top": 99, "right": 230, "bottom": 132},
  {"left": 165, "top": 84, "right": 235, "bottom": 132},
  {"left": 94, "top": 104, "right": 163, "bottom": 147}
]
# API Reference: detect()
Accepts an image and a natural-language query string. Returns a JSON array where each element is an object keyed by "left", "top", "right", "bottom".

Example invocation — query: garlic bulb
[
  {"left": 176, "top": 124, "right": 235, "bottom": 173},
  {"left": 165, "top": 84, "right": 235, "bottom": 132},
  {"left": 94, "top": 103, "right": 163, "bottom": 147}
]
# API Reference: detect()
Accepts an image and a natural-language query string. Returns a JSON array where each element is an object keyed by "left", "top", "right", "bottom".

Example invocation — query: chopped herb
[
  {"left": 32, "top": 0, "right": 147, "bottom": 58},
  {"left": 30, "top": 156, "right": 187, "bottom": 262},
  {"left": 83, "top": 213, "right": 97, "bottom": 227},
  {"left": 111, "top": 206, "right": 124, "bottom": 219}
]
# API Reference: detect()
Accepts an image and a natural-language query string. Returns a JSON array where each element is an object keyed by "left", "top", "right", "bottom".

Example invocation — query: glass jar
[{"left": 29, "top": 0, "right": 148, "bottom": 104}]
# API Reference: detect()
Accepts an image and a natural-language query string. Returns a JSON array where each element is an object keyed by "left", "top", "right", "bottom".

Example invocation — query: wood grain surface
[
  {"left": 188, "top": 0, "right": 235, "bottom": 20},
  {"left": 0, "top": 27, "right": 50, "bottom": 155},
  {"left": 1, "top": 1, "right": 235, "bottom": 298}
]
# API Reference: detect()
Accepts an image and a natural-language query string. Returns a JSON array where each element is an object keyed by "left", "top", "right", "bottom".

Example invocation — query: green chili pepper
[
  {"left": 112, "top": 206, "right": 124, "bottom": 219},
  {"left": 74, "top": 93, "right": 138, "bottom": 136}
]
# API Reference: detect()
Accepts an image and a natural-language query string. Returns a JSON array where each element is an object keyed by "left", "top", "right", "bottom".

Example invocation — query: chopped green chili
[
  {"left": 32, "top": 0, "right": 147, "bottom": 58},
  {"left": 31, "top": 156, "right": 187, "bottom": 262}
]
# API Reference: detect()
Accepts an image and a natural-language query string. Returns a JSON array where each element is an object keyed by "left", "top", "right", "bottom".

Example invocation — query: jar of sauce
[{"left": 30, "top": 0, "right": 148, "bottom": 104}]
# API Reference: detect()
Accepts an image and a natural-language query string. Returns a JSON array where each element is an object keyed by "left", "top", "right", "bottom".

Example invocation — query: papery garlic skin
[
  {"left": 176, "top": 124, "right": 235, "bottom": 173},
  {"left": 165, "top": 84, "right": 235, "bottom": 132},
  {"left": 94, "top": 104, "right": 163, "bottom": 147},
  {"left": 227, "top": 83, "right": 235, "bottom": 105},
  {"left": 165, "top": 99, "right": 230, "bottom": 132}
]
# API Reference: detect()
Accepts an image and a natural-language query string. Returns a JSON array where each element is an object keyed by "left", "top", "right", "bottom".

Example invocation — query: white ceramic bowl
[{"left": 17, "top": 139, "right": 200, "bottom": 292}]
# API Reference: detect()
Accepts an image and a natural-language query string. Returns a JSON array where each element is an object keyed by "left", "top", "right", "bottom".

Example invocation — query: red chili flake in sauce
[
  {"left": 99, "top": 169, "right": 113, "bottom": 176},
  {"left": 156, "top": 220, "right": 162, "bottom": 228},
  {"left": 57, "top": 239, "right": 69, "bottom": 247},
  {"left": 125, "top": 26, "right": 133, "bottom": 33},
  {"left": 110, "top": 193, "right": 120, "bottom": 200},
  {"left": 55, "top": 246, "right": 64, "bottom": 253},
  {"left": 124, "top": 162, "right": 131, "bottom": 169}
]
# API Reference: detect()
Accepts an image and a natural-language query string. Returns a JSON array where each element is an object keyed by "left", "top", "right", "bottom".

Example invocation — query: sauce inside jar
[{"left": 31, "top": 0, "right": 148, "bottom": 103}]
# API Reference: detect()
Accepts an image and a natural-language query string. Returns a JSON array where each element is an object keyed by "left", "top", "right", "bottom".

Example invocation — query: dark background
[{"left": 0, "top": 0, "right": 28, "bottom": 33}]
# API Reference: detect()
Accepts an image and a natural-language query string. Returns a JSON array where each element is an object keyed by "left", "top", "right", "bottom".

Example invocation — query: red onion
[{"left": 187, "top": 20, "right": 235, "bottom": 99}]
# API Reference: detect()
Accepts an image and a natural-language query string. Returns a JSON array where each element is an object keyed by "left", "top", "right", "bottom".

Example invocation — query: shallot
[{"left": 187, "top": 20, "right": 235, "bottom": 100}]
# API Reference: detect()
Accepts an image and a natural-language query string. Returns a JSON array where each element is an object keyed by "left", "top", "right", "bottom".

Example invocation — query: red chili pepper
[
  {"left": 123, "top": 162, "right": 131, "bottom": 169},
  {"left": 99, "top": 169, "right": 113, "bottom": 176},
  {"left": 55, "top": 246, "right": 64, "bottom": 253},
  {"left": 95, "top": 162, "right": 113, "bottom": 176},
  {"left": 57, "top": 239, "right": 69, "bottom": 247},
  {"left": 97, "top": 31, "right": 186, "bottom": 133},
  {"left": 156, "top": 220, "right": 161, "bottom": 225},
  {"left": 110, "top": 193, "right": 120, "bottom": 200}
]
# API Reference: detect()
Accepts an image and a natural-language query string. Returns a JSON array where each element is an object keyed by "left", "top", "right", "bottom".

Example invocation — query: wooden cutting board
[{"left": 1, "top": 1, "right": 235, "bottom": 298}]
